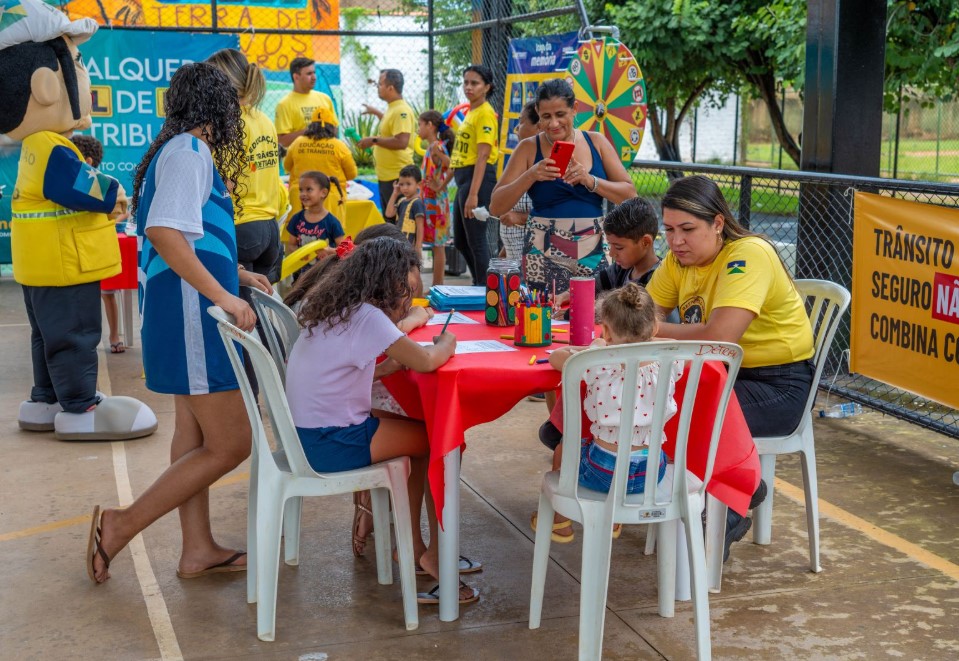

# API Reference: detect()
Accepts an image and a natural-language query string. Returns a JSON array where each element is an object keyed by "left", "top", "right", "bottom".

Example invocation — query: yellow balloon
[{"left": 414, "top": 138, "right": 427, "bottom": 157}]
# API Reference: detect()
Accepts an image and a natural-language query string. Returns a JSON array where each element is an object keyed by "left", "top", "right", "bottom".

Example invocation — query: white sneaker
[
  {"left": 18, "top": 400, "right": 63, "bottom": 431},
  {"left": 54, "top": 396, "right": 158, "bottom": 441}
]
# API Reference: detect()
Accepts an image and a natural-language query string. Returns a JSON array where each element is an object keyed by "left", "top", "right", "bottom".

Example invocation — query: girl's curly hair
[
  {"left": 298, "top": 237, "right": 420, "bottom": 334},
  {"left": 132, "top": 63, "right": 246, "bottom": 217}
]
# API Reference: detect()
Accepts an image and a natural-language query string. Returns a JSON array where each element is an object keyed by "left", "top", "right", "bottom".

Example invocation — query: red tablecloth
[
  {"left": 100, "top": 233, "right": 137, "bottom": 291},
  {"left": 382, "top": 311, "right": 761, "bottom": 522},
  {"left": 382, "top": 312, "right": 563, "bottom": 525},
  {"left": 548, "top": 363, "right": 761, "bottom": 515}
]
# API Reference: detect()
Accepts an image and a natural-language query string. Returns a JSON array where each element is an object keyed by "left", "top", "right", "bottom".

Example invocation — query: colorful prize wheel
[{"left": 565, "top": 36, "right": 647, "bottom": 168}]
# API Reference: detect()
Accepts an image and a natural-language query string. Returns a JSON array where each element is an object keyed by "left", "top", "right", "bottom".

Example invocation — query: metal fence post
[{"left": 738, "top": 175, "right": 751, "bottom": 229}]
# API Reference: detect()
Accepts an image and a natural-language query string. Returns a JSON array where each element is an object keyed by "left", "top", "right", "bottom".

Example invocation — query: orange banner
[
  {"left": 60, "top": 0, "right": 340, "bottom": 69},
  {"left": 851, "top": 192, "right": 959, "bottom": 408}
]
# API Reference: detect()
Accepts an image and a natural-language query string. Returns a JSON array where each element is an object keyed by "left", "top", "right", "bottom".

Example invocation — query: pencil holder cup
[
  {"left": 485, "top": 258, "right": 521, "bottom": 326},
  {"left": 514, "top": 304, "right": 552, "bottom": 347}
]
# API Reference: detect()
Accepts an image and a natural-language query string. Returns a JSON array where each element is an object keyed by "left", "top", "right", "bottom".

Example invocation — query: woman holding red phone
[{"left": 490, "top": 79, "right": 636, "bottom": 292}]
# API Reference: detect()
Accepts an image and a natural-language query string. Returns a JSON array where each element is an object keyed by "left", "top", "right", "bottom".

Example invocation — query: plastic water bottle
[{"left": 819, "top": 402, "right": 863, "bottom": 418}]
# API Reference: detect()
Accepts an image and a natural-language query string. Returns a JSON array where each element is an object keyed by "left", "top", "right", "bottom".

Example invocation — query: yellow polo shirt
[
  {"left": 275, "top": 90, "right": 336, "bottom": 135},
  {"left": 373, "top": 99, "right": 415, "bottom": 181},
  {"left": 450, "top": 101, "right": 499, "bottom": 169},
  {"left": 646, "top": 237, "right": 813, "bottom": 369},
  {"left": 236, "top": 106, "right": 283, "bottom": 224}
]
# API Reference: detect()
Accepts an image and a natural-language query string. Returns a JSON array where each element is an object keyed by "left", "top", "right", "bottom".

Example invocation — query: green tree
[
  {"left": 606, "top": 1, "right": 742, "bottom": 162},
  {"left": 609, "top": 1, "right": 959, "bottom": 167}
]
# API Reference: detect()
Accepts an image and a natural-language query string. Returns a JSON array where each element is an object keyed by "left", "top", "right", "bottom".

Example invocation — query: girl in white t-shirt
[
  {"left": 285, "top": 237, "right": 478, "bottom": 605},
  {"left": 532, "top": 283, "right": 684, "bottom": 543}
]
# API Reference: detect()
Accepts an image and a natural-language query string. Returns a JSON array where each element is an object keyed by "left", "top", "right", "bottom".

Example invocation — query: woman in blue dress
[
  {"left": 490, "top": 78, "right": 637, "bottom": 293},
  {"left": 88, "top": 63, "right": 273, "bottom": 583}
]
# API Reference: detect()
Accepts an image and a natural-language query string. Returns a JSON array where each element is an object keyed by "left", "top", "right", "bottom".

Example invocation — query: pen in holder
[{"left": 514, "top": 303, "right": 552, "bottom": 347}]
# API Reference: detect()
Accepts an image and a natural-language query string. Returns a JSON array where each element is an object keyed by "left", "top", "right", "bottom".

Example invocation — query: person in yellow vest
[
  {"left": 358, "top": 69, "right": 416, "bottom": 212},
  {"left": 0, "top": 0, "right": 156, "bottom": 441},
  {"left": 207, "top": 48, "right": 287, "bottom": 284},
  {"left": 283, "top": 105, "right": 358, "bottom": 219},
  {"left": 275, "top": 57, "right": 337, "bottom": 149}
]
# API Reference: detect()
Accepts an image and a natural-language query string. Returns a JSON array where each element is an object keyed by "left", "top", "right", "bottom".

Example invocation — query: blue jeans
[{"left": 578, "top": 440, "right": 667, "bottom": 494}]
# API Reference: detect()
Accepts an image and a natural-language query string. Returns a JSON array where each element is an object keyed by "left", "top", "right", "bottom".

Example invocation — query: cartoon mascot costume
[{"left": 0, "top": 0, "right": 157, "bottom": 441}]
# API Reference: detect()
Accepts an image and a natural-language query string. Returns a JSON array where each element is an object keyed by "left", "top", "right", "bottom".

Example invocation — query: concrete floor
[{"left": 2, "top": 272, "right": 959, "bottom": 661}]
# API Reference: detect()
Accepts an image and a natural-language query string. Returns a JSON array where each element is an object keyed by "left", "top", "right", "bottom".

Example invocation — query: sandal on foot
[
  {"left": 531, "top": 512, "right": 574, "bottom": 544},
  {"left": 612, "top": 523, "right": 623, "bottom": 539},
  {"left": 415, "top": 555, "right": 484, "bottom": 576},
  {"left": 177, "top": 552, "right": 247, "bottom": 579},
  {"left": 110, "top": 342, "right": 126, "bottom": 354},
  {"left": 417, "top": 580, "right": 480, "bottom": 605},
  {"left": 86, "top": 505, "right": 111, "bottom": 584},
  {"left": 352, "top": 492, "right": 374, "bottom": 558}
]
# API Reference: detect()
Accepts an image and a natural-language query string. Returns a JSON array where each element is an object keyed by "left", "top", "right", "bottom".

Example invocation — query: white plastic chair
[
  {"left": 245, "top": 286, "right": 299, "bottom": 384},
  {"left": 529, "top": 341, "right": 744, "bottom": 661},
  {"left": 749, "top": 279, "right": 851, "bottom": 570},
  {"left": 208, "top": 306, "right": 419, "bottom": 641}
]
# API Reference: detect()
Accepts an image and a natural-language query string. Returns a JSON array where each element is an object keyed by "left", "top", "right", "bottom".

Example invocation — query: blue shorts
[
  {"left": 297, "top": 416, "right": 380, "bottom": 473},
  {"left": 578, "top": 440, "right": 667, "bottom": 494}
]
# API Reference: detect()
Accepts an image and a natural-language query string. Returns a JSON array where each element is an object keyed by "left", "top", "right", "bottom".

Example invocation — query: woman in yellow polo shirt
[
  {"left": 284, "top": 105, "right": 358, "bottom": 218},
  {"left": 646, "top": 174, "right": 815, "bottom": 557},
  {"left": 207, "top": 48, "right": 286, "bottom": 283},
  {"left": 450, "top": 64, "right": 500, "bottom": 285}
]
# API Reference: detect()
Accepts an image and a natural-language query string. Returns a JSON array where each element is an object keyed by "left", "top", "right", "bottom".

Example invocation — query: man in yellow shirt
[
  {"left": 275, "top": 57, "right": 337, "bottom": 148},
  {"left": 358, "top": 69, "right": 415, "bottom": 213}
]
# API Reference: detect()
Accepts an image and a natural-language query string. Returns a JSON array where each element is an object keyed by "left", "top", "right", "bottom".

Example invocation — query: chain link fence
[
  {"left": 54, "top": 0, "right": 582, "bottom": 176},
  {"left": 631, "top": 160, "right": 959, "bottom": 439},
  {"left": 718, "top": 92, "right": 959, "bottom": 183}
]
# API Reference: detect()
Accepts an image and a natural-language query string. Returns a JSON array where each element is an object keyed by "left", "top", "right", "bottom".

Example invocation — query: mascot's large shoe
[
  {"left": 18, "top": 390, "right": 111, "bottom": 432},
  {"left": 54, "top": 396, "right": 158, "bottom": 442},
  {"left": 18, "top": 400, "right": 64, "bottom": 431}
]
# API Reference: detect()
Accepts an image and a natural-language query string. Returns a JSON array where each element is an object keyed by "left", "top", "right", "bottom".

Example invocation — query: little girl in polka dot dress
[{"left": 532, "top": 283, "right": 684, "bottom": 542}]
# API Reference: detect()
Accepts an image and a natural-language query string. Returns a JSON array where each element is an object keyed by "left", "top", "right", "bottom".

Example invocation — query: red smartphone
[{"left": 548, "top": 140, "right": 575, "bottom": 177}]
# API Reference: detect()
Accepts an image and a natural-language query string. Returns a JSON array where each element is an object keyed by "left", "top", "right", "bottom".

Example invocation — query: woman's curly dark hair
[
  {"left": 298, "top": 237, "right": 420, "bottom": 334},
  {"left": 132, "top": 63, "right": 246, "bottom": 216}
]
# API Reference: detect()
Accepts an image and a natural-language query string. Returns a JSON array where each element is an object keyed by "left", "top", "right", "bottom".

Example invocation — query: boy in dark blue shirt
[{"left": 386, "top": 165, "right": 426, "bottom": 253}]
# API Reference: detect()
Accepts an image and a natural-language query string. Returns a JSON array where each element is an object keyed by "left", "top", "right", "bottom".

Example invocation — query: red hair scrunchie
[{"left": 336, "top": 236, "right": 355, "bottom": 259}]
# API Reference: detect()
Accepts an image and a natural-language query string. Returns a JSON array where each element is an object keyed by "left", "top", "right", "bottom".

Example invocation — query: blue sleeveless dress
[
  {"left": 137, "top": 135, "right": 240, "bottom": 395},
  {"left": 524, "top": 132, "right": 609, "bottom": 292}
]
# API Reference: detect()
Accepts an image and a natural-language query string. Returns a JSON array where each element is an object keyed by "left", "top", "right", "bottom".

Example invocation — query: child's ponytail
[{"left": 329, "top": 175, "right": 344, "bottom": 202}]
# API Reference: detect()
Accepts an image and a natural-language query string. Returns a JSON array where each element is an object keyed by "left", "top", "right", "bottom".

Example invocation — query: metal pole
[
  {"left": 893, "top": 83, "right": 902, "bottom": 178},
  {"left": 573, "top": 0, "right": 590, "bottom": 31},
  {"left": 936, "top": 102, "right": 942, "bottom": 176},
  {"left": 210, "top": 0, "right": 217, "bottom": 31},
  {"left": 778, "top": 86, "right": 785, "bottom": 169},
  {"left": 692, "top": 107, "right": 698, "bottom": 162},
  {"left": 732, "top": 95, "right": 740, "bottom": 166}
]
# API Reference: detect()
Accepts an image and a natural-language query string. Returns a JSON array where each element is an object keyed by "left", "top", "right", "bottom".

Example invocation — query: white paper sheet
[
  {"left": 425, "top": 311, "right": 478, "bottom": 325},
  {"left": 418, "top": 340, "right": 518, "bottom": 355},
  {"left": 430, "top": 285, "right": 487, "bottom": 297}
]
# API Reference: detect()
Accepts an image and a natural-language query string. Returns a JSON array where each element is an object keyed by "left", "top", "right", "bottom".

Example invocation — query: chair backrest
[
  {"left": 208, "top": 306, "right": 319, "bottom": 479},
  {"left": 558, "top": 341, "right": 743, "bottom": 518},
  {"left": 246, "top": 286, "right": 300, "bottom": 384},
  {"left": 793, "top": 279, "right": 852, "bottom": 417}
]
